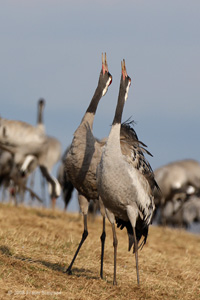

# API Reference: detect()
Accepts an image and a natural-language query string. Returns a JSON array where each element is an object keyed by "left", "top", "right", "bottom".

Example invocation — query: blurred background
[{"left": 0, "top": 0, "right": 200, "bottom": 212}]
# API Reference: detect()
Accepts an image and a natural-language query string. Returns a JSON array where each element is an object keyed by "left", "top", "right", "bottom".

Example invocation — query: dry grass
[{"left": 0, "top": 203, "right": 199, "bottom": 300}]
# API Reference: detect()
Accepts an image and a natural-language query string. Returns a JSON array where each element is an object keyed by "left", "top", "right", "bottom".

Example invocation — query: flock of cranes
[
  {"left": 0, "top": 98, "right": 61, "bottom": 207},
  {"left": 0, "top": 53, "right": 199, "bottom": 285},
  {"left": 154, "top": 159, "right": 200, "bottom": 228}
]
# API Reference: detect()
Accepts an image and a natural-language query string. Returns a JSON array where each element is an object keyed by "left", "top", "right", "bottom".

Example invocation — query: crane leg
[
  {"left": 133, "top": 227, "right": 140, "bottom": 285},
  {"left": 111, "top": 222, "right": 118, "bottom": 285},
  {"left": 65, "top": 214, "right": 88, "bottom": 274},
  {"left": 100, "top": 216, "right": 106, "bottom": 279}
]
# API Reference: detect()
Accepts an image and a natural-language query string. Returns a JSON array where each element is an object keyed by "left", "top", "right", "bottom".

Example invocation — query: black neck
[
  {"left": 86, "top": 86, "right": 103, "bottom": 114},
  {"left": 112, "top": 81, "right": 126, "bottom": 125},
  {"left": 37, "top": 105, "right": 44, "bottom": 124}
]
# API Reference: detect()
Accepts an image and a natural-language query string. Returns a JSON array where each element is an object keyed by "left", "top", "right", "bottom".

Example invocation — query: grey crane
[
  {"left": 175, "top": 159, "right": 200, "bottom": 192},
  {"left": 64, "top": 53, "right": 112, "bottom": 278},
  {"left": 0, "top": 148, "right": 43, "bottom": 204},
  {"left": 161, "top": 192, "right": 200, "bottom": 228},
  {"left": 154, "top": 159, "right": 200, "bottom": 224},
  {"left": 20, "top": 98, "right": 62, "bottom": 208},
  {"left": 97, "top": 60, "right": 158, "bottom": 285},
  {"left": 0, "top": 112, "right": 61, "bottom": 203}
]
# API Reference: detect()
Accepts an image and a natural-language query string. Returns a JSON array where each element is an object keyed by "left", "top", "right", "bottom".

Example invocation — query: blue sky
[{"left": 0, "top": 1, "right": 200, "bottom": 210}]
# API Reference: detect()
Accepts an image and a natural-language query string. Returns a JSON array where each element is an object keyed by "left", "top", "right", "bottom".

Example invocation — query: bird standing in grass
[
  {"left": 97, "top": 60, "right": 158, "bottom": 285},
  {"left": 64, "top": 53, "right": 112, "bottom": 278}
]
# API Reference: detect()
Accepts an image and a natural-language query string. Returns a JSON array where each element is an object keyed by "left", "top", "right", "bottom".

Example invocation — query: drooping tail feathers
[{"left": 115, "top": 217, "right": 149, "bottom": 253}]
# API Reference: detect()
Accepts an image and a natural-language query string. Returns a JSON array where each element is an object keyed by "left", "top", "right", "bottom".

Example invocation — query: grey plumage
[
  {"left": 154, "top": 159, "right": 200, "bottom": 227},
  {"left": 97, "top": 60, "right": 158, "bottom": 285},
  {"left": 57, "top": 147, "right": 74, "bottom": 210},
  {"left": 64, "top": 53, "right": 112, "bottom": 278},
  {"left": 0, "top": 100, "right": 61, "bottom": 203},
  {"left": 0, "top": 117, "right": 47, "bottom": 165}
]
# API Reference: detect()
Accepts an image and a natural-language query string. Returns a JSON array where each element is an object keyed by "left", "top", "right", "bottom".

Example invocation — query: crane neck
[
  {"left": 37, "top": 105, "right": 44, "bottom": 125},
  {"left": 86, "top": 86, "right": 103, "bottom": 115},
  {"left": 112, "top": 84, "right": 126, "bottom": 126},
  {"left": 81, "top": 85, "right": 103, "bottom": 128}
]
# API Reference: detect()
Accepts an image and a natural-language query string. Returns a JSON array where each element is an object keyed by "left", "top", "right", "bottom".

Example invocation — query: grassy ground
[{"left": 0, "top": 203, "right": 199, "bottom": 300}]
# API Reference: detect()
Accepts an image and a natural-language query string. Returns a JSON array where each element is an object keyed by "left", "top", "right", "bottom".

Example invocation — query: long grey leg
[
  {"left": 98, "top": 197, "right": 107, "bottom": 279},
  {"left": 105, "top": 208, "right": 118, "bottom": 285},
  {"left": 127, "top": 204, "right": 140, "bottom": 285},
  {"left": 100, "top": 216, "right": 106, "bottom": 279},
  {"left": 133, "top": 227, "right": 140, "bottom": 285},
  {"left": 66, "top": 213, "right": 88, "bottom": 274},
  {"left": 111, "top": 222, "right": 118, "bottom": 285}
]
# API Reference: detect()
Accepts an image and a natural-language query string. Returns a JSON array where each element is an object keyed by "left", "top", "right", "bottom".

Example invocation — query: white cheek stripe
[
  {"left": 125, "top": 81, "right": 131, "bottom": 102},
  {"left": 102, "top": 77, "right": 112, "bottom": 96}
]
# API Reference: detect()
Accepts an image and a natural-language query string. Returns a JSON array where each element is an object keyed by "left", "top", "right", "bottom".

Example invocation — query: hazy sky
[{"left": 0, "top": 1, "right": 200, "bottom": 210}]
